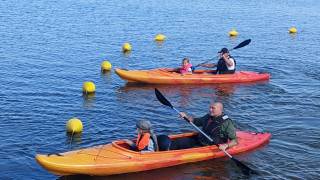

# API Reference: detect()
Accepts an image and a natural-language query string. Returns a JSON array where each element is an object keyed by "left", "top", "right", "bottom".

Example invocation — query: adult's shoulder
[
  {"left": 221, "top": 116, "right": 237, "bottom": 139},
  {"left": 222, "top": 114, "right": 230, "bottom": 120},
  {"left": 222, "top": 115, "right": 235, "bottom": 127}
]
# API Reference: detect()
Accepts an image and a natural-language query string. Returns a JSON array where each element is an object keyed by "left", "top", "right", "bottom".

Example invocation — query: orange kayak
[
  {"left": 115, "top": 68, "right": 270, "bottom": 84},
  {"left": 36, "top": 131, "right": 271, "bottom": 176}
]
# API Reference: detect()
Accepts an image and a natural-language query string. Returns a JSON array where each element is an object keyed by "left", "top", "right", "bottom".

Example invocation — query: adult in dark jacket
[{"left": 171, "top": 102, "right": 238, "bottom": 151}]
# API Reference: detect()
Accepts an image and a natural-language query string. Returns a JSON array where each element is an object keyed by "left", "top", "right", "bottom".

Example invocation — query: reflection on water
[
  {"left": 58, "top": 158, "right": 243, "bottom": 180},
  {"left": 118, "top": 81, "right": 269, "bottom": 104},
  {"left": 123, "top": 51, "right": 131, "bottom": 58},
  {"left": 66, "top": 133, "right": 82, "bottom": 150},
  {"left": 155, "top": 41, "right": 165, "bottom": 48},
  {"left": 229, "top": 36, "right": 238, "bottom": 42},
  {"left": 100, "top": 70, "right": 112, "bottom": 79},
  {"left": 82, "top": 93, "right": 96, "bottom": 108},
  {"left": 289, "top": 33, "right": 297, "bottom": 39}
]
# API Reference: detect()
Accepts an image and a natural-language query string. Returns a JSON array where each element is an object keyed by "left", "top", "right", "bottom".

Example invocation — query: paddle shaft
[
  {"left": 172, "top": 107, "right": 213, "bottom": 142},
  {"left": 195, "top": 48, "right": 235, "bottom": 67},
  {"left": 195, "top": 39, "right": 251, "bottom": 67},
  {"left": 174, "top": 107, "right": 234, "bottom": 158}
]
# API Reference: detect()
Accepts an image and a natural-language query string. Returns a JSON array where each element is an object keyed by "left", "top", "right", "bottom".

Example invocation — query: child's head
[
  {"left": 136, "top": 119, "right": 152, "bottom": 133},
  {"left": 182, "top": 57, "right": 190, "bottom": 66}
]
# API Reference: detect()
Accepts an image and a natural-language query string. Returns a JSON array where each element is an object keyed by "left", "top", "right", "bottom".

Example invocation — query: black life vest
[
  {"left": 150, "top": 132, "right": 159, "bottom": 151},
  {"left": 198, "top": 114, "right": 230, "bottom": 145},
  {"left": 216, "top": 56, "right": 236, "bottom": 74}
]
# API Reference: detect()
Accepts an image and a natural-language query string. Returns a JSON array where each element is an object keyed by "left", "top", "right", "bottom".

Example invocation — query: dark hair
[
  {"left": 182, "top": 57, "right": 190, "bottom": 63},
  {"left": 218, "top": 48, "right": 229, "bottom": 54}
]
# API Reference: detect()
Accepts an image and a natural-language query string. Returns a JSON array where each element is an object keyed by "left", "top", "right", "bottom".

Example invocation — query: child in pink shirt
[{"left": 180, "top": 58, "right": 193, "bottom": 74}]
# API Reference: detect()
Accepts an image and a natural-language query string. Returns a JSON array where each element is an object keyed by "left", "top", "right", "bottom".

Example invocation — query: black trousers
[{"left": 169, "top": 136, "right": 202, "bottom": 150}]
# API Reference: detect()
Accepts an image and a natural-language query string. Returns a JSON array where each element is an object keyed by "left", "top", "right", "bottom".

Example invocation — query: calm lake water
[{"left": 1, "top": 0, "right": 320, "bottom": 179}]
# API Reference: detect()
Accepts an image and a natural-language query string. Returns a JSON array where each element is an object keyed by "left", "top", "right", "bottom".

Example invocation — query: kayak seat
[{"left": 157, "top": 135, "right": 171, "bottom": 151}]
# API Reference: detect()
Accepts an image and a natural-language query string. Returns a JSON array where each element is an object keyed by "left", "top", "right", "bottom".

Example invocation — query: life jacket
[
  {"left": 198, "top": 114, "right": 231, "bottom": 145},
  {"left": 136, "top": 132, "right": 159, "bottom": 152},
  {"left": 216, "top": 56, "right": 236, "bottom": 74},
  {"left": 180, "top": 63, "right": 193, "bottom": 74}
]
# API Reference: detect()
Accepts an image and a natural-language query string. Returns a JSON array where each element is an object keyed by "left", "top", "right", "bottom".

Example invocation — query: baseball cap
[{"left": 218, "top": 48, "right": 229, "bottom": 54}]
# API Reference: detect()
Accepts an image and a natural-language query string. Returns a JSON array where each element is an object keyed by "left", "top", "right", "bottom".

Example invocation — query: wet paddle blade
[
  {"left": 232, "top": 39, "right": 251, "bottom": 50},
  {"left": 155, "top": 88, "right": 173, "bottom": 108},
  {"left": 231, "top": 157, "right": 256, "bottom": 175}
]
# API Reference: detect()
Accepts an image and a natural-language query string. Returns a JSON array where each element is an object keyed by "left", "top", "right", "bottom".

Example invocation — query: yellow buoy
[
  {"left": 66, "top": 118, "right": 83, "bottom": 133},
  {"left": 154, "top": 34, "right": 166, "bottom": 41},
  {"left": 101, "top": 60, "right": 112, "bottom": 71},
  {"left": 122, "top": 43, "right": 132, "bottom": 52},
  {"left": 82, "top": 81, "right": 96, "bottom": 94},
  {"left": 229, "top": 29, "right": 238, "bottom": 36},
  {"left": 289, "top": 27, "right": 297, "bottom": 34}
]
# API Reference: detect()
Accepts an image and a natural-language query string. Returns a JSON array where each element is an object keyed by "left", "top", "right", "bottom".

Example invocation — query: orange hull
[
  {"left": 36, "top": 131, "right": 271, "bottom": 176},
  {"left": 115, "top": 68, "right": 270, "bottom": 84}
]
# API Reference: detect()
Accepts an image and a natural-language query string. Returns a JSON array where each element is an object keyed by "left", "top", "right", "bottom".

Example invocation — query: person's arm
[
  {"left": 222, "top": 55, "right": 234, "bottom": 67},
  {"left": 218, "top": 120, "right": 238, "bottom": 151},
  {"left": 200, "top": 63, "right": 216, "bottom": 68},
  {"left": 124, "top": 139, "right": 138, "bottom": 151},
  {"left": 179, "top": 112, "right": 209, "bottom": 127},
  {"left": 219, "top": 139, "right": 237, "bottom": 151},
  {"left": 179, "top": 112, "right": 194, "bottom": 122},
  {"left": 124, "top": 139, "right": 134, "bottom": 146}
]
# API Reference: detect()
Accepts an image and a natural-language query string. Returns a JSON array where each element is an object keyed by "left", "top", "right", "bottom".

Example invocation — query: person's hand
[
  {"left": 179, "top": 112, "right": 189, "bottom": 121},
  {"left": 222, "top": 53, "right": 229, "bottom": 60},
  {"left": 218, "top": 144, "right": 229, "bottom": 151},
  {"left": 179, "top": 112, "right": 193, "bottom": 122},
  {"left": 179, "top": 112, "right": 188, "bottom": 119}
]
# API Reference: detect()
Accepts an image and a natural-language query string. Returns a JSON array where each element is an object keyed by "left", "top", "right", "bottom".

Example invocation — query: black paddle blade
[
  {"left": 231, "top": 157, "right": 257, "bottom": 175},
  {"left": 155, "top": 88, "right": 173, "bottom": 108},
  {"left": 232, "top": 39, "right": 251, "bottom": 50}
]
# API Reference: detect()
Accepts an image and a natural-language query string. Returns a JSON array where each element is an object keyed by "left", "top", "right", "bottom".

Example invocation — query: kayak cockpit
[
  {"left": 158, "top": 68, "right": 217, "bottom": 75},
  {"left": 112, "top": 132, "right": 200, "bottom": 153}
]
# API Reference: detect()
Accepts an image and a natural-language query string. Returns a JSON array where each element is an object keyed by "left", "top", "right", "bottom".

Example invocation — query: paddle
[
  {"left": 154, "top": 88, "right": 255, "bottom": 175},
  {"left": 194, "top": 39, "right": 251, "bottom": 68}
]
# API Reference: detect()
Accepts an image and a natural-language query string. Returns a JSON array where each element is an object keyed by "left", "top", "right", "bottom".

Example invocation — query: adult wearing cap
[
  {"left": 201, "top": 48, "right": 236, "bottom": 74},
  {"left": 171, "top": 102, "right": 238, "bottom": 151},
  {"left": 124, "top": 119, "right": 159, "bottom": 152}
]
